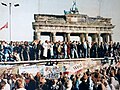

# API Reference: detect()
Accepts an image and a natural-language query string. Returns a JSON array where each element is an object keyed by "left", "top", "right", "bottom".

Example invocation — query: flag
[{"left": 0, "top": 22, "right": 8, "bottom": 31}]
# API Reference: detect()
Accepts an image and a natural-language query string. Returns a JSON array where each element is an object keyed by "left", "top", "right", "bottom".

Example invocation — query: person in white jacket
[
  {"left": 3, "top": 79, "right": 10, "bottom": 90},
  {"left": 43, "top": 40, "right": 48, "bottom": 58}
]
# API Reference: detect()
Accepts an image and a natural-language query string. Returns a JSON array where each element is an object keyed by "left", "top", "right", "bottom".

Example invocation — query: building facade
[
  {"left": 32, "top": 13, "right": 115, "bottom": 43},
  {"left": 32, "top": 2, "right": 115, "bottom": 43}
]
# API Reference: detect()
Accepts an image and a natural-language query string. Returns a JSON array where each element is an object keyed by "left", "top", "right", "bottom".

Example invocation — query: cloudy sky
[{"left": 0, "top": 0, "right": 120, "bottom": 42}]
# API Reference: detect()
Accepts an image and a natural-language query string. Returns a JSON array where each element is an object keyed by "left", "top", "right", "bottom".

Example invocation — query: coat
[
  {"left": 67, "top": 44, "right": 71, "bottom": 55},
  {"left": 43, "top": 43, "right": 48, "bottom": 57},
  {"left": 79, "top": 81, "right": 89, "bottom": 90}
]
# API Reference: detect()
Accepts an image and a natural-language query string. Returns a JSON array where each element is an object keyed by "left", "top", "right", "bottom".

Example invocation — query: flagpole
[
  {"left": 1, "top": 2, "right": 19, "bottom": 42},
  {"left": 9, "top": 3, "right": 12, "bottom": 42}
]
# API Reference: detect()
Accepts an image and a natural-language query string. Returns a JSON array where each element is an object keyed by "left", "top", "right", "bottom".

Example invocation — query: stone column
[
  {"left": 98, "top": 33, "right": 101, "bottom": 45},
  {"left": 106, "top": 34, "right": 109, "bottom": 43},
  {"left": 85, "top": 33, "right": 88, "bottom": 41},
  {"left": 64, "top": 33, "right": 67, "bottom": 42},
  {"left": 34, "top": 31, "right": 37, "bottom": 40},
  {"left": 37, "top": 32, "right": 41, "bottom": 40},
  {"left": 105, "top": 34, "right": 109, "bottom": 43},
  {"left": 97, "top": 28, "right": 101, "bottom": 45},
  {"left": 34, "top": 31, "right": 41, "bottom": 40},
  {"left": 50, "top": 33, "right": 53, "bottom": 42},
  {"left": 102, "top": 34, "right": 109, "bottom": 43},
  {"left": 109, "top": 34, "right": 112, "bottom": 42},
  {"left": 52, "top": 32, "right": 56, "bottom": 42},
  {"left": 67, "top": 33, "right": 70, "bottom": 42},
  {"left": 80, "top": 33, "right": 85, "bottom": 42}
]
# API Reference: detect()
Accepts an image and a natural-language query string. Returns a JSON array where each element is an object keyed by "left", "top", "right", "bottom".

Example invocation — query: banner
[
  {"left": 18, "top": 60, "right": 102, "bottom": 78},
  {"left": 44, "top": 65, "right": 60, "bottom": 79},
  {"left": 19, "top": 65, "right": 40, "bottom": 76}
]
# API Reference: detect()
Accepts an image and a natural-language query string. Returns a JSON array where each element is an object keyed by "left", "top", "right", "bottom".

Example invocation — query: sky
[{"left": 0, "top": 0, "right": 120, "bottom": 42}]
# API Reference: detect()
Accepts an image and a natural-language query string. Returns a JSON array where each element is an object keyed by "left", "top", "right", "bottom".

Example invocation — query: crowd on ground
[
  {"left": 0, "top": 40, "right": 120, "bottom": 61},
  {"left": 0, "top": 65, "right": 120, "bottom": 90}
]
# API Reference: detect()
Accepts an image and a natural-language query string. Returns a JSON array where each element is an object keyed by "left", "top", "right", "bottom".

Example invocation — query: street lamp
[{"left": 1, "top": 2, "right": 19, "bottom": 42}]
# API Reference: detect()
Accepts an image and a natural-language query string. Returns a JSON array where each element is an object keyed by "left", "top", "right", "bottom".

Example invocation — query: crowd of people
[
  {"left": 0, "top": 40, "right": 120, "bottom": 61},
  {"left": 0, "top": 40, "right": 120, "bottom": 90},
  {"left": 0, "top": 65, "right": 120, "bottom": 90}
]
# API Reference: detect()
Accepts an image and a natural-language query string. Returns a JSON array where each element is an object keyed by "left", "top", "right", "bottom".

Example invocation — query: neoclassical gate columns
[
  {"left": 109, "top": 34, "right": 112, "bottom": 42},
  {"left": 51, "top": 32, "right": 71, "bottom": 42},
  {"left": 80, "top": 33, "right": 85, "bottom": 42},
  {"left": 63, "top": 33, "right": 67, "bottom": 42},
  {"left": 102, "top": 34, "right": 108, "bottom": 43},
  {"left": 34, "top": 31, "right": 41, "bottom": 40},
  {"left": 33, "top": 14, "right": 115, "bottom": 43},
  {"left": 101, "top": 33, "right": 112, "bottom": 43},
  {"left": 67, "top": 33, "right": 70, "bottom": 42},
  {"left": 52, "top": 32, "right": 56, "bottom": 42},
  {"left": 34, "top": 31, "right": 112, "bottom": 44},
  {"left": 50, "top": 32, "right": 56, "bottom": 42},
  {"left": 85, "top": 33, "right": 88, "bottom": 41},
  {"left": 98, "top": 33, "right": 101, "bottom": 45}
]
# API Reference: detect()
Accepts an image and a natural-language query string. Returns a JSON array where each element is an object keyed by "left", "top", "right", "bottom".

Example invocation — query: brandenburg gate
[{"left": 32, "top": 3, "right": 115, "bottom": 43}]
